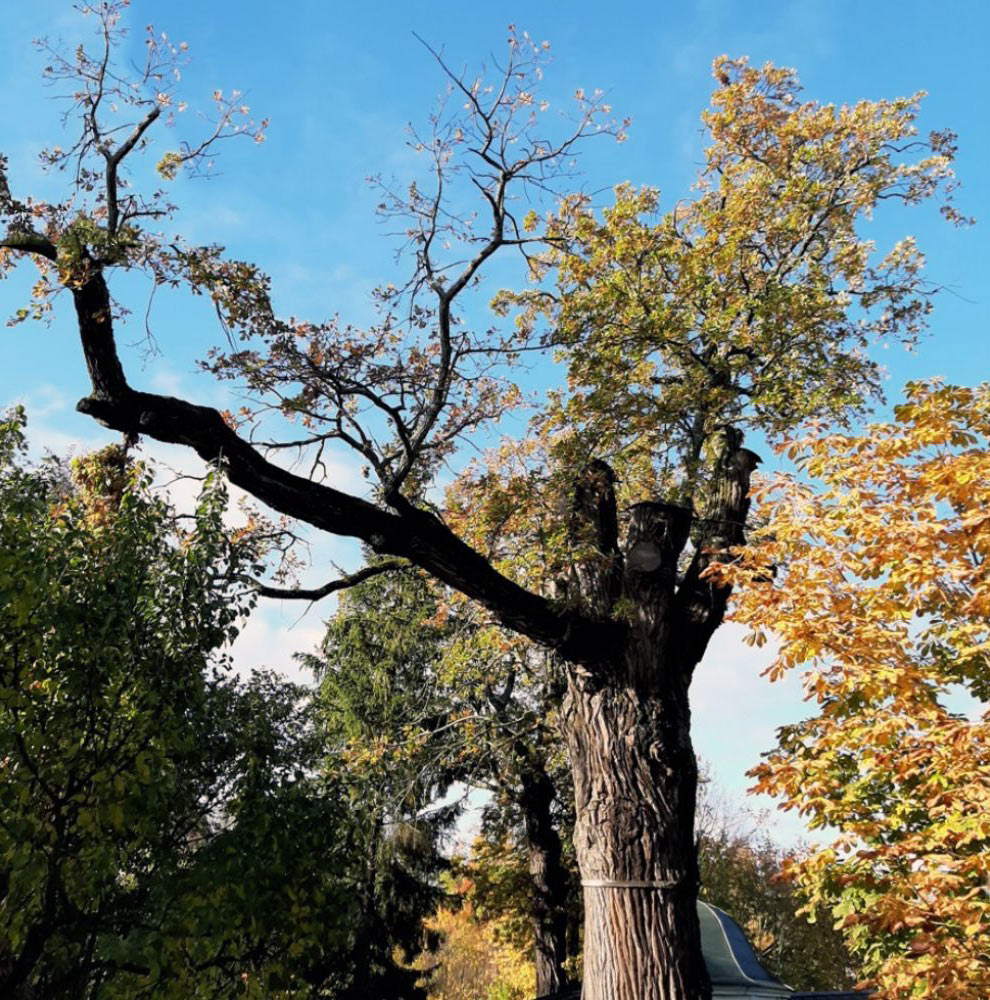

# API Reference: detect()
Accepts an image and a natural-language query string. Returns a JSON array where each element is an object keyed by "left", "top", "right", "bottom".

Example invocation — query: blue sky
[{"left": 2, "top": 0, "right": 988, "bottom": 838}]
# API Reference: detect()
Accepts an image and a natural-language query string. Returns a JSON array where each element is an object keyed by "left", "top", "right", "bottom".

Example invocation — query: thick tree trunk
[
  {"left": 518, "top": 762, "right": 571, "bottom": 997},
  {"left": 563, "top": 668, "right": 708, "bottom": 1000},
  {"left": 559, "top": 451, "right": 758, "bottom": 1000},
  {"left": 53, "top": 262, "right": 760, "bottom": 1000}
]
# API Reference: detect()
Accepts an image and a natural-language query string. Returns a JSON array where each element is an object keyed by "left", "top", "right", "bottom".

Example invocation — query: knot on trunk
[
  {"left": 621, "top": 502, "right": 692, "bottom": 642},
  {"left": 624, "top": 502, "right": 692, "bottom": 578}
]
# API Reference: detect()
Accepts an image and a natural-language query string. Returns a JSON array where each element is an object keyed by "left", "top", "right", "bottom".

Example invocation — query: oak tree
[
  {"left": 0, "top": 4, "right": 963, "bottom": 996},
  {"left": 447, "top": 57, "right": 962, "bottom": 999}
]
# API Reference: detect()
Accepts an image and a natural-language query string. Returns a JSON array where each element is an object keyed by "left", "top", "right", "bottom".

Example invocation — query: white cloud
[
  {"left": 22, "top": 384, "right": 68, "bottom": 419},
  {"left": 147, "top": 366, "right": 193, "bottom": 398},
  {"left": 20, "top": 420, "right": 108, "bottom": 462},
  {"left": 692, "top": 621, "right": 822, "bottom": 845},
  {"left": 228, "top": 602, "right": 327, "bottom": 686}
]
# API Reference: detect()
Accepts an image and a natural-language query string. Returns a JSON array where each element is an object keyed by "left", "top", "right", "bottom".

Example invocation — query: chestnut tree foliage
[
  {"left": 0, "top": 4, "right": 965, "bottom": 997},
  {"left": 696, "top": 809, "right": 856, "bottom": 991},
  {"left": 724, "top": 382, "right": 990, "bottom": 1000}
]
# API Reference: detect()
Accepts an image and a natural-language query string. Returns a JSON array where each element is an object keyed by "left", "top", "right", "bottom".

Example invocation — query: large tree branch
[
  {"left": 674, "top": 427, "right": 761, "bottom": 668},
  {"left": 1, "top": 231, "right": 58, "bottom": 261},
  {"left": 70, "top": 269, "right": 620, "bottom": 665}
]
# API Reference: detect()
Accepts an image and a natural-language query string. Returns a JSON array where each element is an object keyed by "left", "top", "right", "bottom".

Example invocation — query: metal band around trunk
[{"left": 581, "top": 877, "right": 683, "bottom": 889}]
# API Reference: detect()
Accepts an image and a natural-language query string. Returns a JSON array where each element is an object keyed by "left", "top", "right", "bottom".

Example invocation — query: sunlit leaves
[
  {"left": 725, "top": 382, "right": 990, "bottom": 999},
  {"left": 415, "top": 874, "right": 536, "bottom": 1000},
  {"left": 495, "top": 60, "right": 963, "bottom": 511},
  {"left": 0, "top": 416, "right": 357, "bottom": 998}
]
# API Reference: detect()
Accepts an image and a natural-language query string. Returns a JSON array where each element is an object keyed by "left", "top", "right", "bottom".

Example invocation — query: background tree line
[
  {"left": 0, "top": 416, "right": 854, "bottom": 998},
  {"left": 4, "top": 385, "right": 988, "bottom": 1000}
]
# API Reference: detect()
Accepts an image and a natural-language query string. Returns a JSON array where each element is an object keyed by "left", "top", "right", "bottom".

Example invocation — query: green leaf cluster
[{"left": 0, "top": 415, "right": 362, "bottom": 998}]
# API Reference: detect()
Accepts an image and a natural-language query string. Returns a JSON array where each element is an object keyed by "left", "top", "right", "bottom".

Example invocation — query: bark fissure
[{"left": 518, "top": 763, "right": 571, "bottom": 997}]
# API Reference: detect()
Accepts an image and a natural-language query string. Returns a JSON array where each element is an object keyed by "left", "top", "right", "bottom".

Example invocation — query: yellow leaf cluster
[
  {"left": 493, "top": 59, "right": 963, "bottom": 513},
  {"left": 415, "top": 889, "right": 535, "bottom": 1000},
  {"left": 725, "top": 382, "right": 990, "bottom": 999}
]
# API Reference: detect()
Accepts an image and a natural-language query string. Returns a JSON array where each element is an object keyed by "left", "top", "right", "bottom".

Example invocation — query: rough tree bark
[
  {"left": 516, "top": 751, "right": 572, "bottom": 996},
  {"left": 560, "top": 451, "right": 759, "bottom": 1000},
  {"left": 486, "top": 668, "right": 573, "bottom": 996}
]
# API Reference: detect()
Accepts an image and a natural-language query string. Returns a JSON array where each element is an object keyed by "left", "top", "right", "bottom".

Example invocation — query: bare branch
[
  {"left": 253, "top": 559, "right": 406, "bottom": 601},
  {"left": 105, "top": 105, "right": 161, "bottom": 232}
]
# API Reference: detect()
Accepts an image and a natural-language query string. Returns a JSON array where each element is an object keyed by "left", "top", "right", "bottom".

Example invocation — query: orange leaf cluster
[{"left": 725, "top": 382, "right": 990, "bottom": 998}]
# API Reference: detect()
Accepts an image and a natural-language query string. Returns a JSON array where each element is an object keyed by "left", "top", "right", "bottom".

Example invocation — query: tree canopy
[{"left": 0, "top": 414, "right": 393, "bottom": 998}]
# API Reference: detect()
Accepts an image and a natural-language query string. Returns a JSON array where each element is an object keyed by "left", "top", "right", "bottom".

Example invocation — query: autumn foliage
[
  {"left": 418, "top": 875, "right": 535, "bottom": 1000},
  {"left": 0, "top": 1, "right": 978, "bottom": 993},
  {"left": 725, "top": 382, "right": 990, "bottom": 998}
]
